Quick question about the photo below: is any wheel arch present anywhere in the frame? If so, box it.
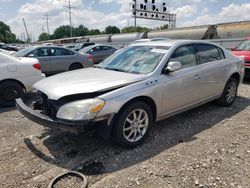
[116,96,157,122]
[0,79,26,91]
[230,72,240,84]
[70,62,83,68]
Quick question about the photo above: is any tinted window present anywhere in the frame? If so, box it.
[50,48,74,56]
[101,46,111,50]
[169,45,197,69]
[196,44,221,64]
[90,46,101,53]
[28,48,50,57]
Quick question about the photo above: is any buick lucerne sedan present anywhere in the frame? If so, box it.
[16,40,245,148]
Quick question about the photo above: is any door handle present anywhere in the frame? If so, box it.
[193,75,201,79]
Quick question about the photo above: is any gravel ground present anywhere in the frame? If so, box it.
[0,80,249,188]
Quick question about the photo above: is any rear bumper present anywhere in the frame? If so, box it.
[16,98,91,133]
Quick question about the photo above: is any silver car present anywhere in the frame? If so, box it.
[79,44,117,64]
[16,40,245,148]
[14,46,93,75]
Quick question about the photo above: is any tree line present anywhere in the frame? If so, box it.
[0,21,24,43]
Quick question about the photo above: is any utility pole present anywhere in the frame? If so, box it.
[41,26,45,33]
[45,12,50,35]
[64,0,73,37]
[22,18,30,43]
[134,0,137,29]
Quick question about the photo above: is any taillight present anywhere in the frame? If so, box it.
[88,54,93,62]
[33,63,41,71]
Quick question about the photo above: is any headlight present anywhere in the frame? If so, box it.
[56,98,105,121]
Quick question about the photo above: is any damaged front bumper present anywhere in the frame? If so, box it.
[16,98,92,133]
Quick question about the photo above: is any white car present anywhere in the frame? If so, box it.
[0,52,45,107]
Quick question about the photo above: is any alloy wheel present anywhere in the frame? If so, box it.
[123,109,149,143]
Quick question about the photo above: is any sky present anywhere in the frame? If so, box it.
[0,0,250,41]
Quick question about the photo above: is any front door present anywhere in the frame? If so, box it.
[157,44,204,118]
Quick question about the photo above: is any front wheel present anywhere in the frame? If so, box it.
[216,77,239,107]
[113,101,153,148]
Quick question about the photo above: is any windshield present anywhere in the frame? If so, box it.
[96,45,169,74]
[235,40,250,51]
[14,47,34,57]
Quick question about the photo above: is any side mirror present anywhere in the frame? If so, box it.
[165,61,182,73]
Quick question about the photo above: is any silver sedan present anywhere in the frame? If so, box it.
[16,40,245,148]
[14,46,93,75]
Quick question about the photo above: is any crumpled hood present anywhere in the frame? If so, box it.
[34,68,147,100]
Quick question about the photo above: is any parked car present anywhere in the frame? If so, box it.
[14,46,93,75]
[0,48,14,55]
[79,44,117,64]
[0,43,18,51]
[231,38,250,78]
[74,42,95,51]
[16,40,244,147]
[65,44,76,49]
[0,52,45,107]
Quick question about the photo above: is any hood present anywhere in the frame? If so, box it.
[232,50,250,62]
[34,68,147,100]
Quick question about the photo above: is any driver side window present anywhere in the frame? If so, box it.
[169,45,197,69]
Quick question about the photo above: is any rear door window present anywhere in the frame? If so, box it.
[196,44,221,64]
[51,48,74,56]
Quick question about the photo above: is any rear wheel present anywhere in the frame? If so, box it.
[69,63,83,71]
[113,101,153,148]
[217,77,238,107]
[0,81,25,107]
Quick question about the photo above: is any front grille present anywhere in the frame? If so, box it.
[33,92,58,118]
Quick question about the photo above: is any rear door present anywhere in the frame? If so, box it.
[49,48,76,74]
[195,44,228,97]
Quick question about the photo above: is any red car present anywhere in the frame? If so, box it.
[231,37,250,78]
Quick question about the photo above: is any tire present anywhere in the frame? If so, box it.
[69,63,83,71]
[113,101,153,148]
[0,81,25,107]
[216,77,239,107]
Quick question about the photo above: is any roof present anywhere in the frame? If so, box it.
[130,39,224,48]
